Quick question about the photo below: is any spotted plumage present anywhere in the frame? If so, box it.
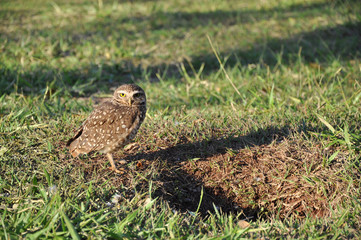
[66,84,147,172]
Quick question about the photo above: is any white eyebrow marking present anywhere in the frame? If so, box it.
[118,90,127,96]
[132,91,143,95]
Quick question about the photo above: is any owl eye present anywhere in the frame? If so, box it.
[119,93,126,97]
[133,93,142,98]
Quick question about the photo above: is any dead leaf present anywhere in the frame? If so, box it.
[136,161,143,169]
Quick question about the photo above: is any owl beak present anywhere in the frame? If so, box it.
[129,98,133,106]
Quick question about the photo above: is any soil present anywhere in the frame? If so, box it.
[60,127,355,219]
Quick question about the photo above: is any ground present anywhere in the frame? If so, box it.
[1,0,361,239]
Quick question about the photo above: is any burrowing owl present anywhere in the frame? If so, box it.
[66,84,147,172]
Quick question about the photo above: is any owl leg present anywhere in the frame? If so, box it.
[106,153,124,173]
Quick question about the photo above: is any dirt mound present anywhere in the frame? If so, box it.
[59,134,356,219]
[182,140,351,218]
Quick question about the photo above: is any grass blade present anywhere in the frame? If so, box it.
[207,35,241,97]
[316,114,335,133]
[191,187,204,225]
[61,210,80,240]
[343,124,351,148]
[269,83,274,108]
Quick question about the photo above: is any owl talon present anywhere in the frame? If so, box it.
[109,166,125,174]
[107,153,126,174]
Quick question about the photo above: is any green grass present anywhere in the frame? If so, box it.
[1,0,361,238]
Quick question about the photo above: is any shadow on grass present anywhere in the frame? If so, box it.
[119,121,354,218]
[1,0,360,95]
[1,20,360,96]
[94,1,330,31]
[191,21,361,69]
[122,125,290,217]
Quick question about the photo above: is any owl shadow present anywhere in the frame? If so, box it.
[123,124,293,218]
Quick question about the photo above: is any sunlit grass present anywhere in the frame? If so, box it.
[1,0,361,238]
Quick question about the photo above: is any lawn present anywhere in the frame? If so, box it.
[1,0,361,238]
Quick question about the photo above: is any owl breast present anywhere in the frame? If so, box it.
[99,105,146,154]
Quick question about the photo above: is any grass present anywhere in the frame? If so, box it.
[1,0,361,238]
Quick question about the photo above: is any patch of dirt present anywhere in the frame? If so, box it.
[57,126,357,219]
[181,140,351,218]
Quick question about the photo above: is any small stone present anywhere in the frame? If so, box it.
[237,220,250,229]
[118,160,127,164]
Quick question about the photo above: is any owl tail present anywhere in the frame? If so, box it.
[66,127,83,157]
[67,140,80,157]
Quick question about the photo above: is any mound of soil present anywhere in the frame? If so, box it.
[60,134,355,219]
[181,140,350,218]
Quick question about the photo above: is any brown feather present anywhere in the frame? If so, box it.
[66,126,83,147]
[66,84,147,169]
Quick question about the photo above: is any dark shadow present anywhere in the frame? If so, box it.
[121,125,290,217]
[0,1,330,35]
[1,20,360,96]
[119,2,331,30]
[189,21,361,72]
[0,1,337,46]
[0,9,39,20]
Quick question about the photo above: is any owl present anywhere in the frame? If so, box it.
[66,84,147,173]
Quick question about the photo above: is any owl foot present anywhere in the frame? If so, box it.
[109,166,125,174]
[107,153,127,174]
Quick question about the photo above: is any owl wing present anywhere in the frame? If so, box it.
[67,101,137,155]
[66,102,114,147]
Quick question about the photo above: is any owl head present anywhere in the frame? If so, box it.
[113,84,146,106]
